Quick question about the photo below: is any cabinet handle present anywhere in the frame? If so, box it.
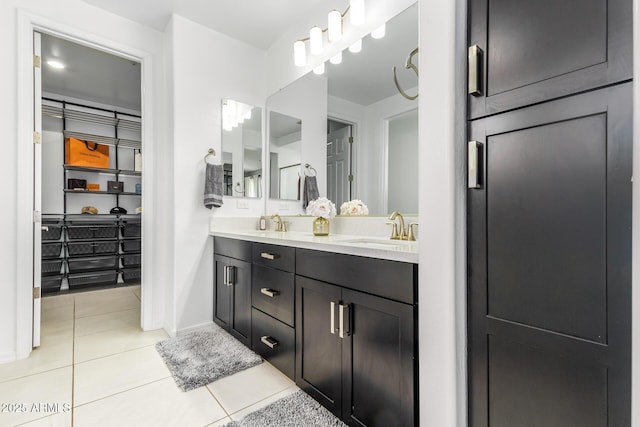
[260,288,279,297]
[468,44,483,96]
[260,335,280,349]
[330,301,336,335]
[468,141,482,189]
[260,252,278,260]
[339,303,351,339]
[223,265,235,286]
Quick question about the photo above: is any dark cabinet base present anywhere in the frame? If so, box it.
[251,308,295,380]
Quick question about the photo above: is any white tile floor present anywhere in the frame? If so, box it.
[0,286,299,427]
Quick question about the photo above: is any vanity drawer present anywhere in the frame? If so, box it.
[296,248,417,305]
[214,237,252,261]
[252,243,295,272]
[252,265,294,327]
[252,308,295,380]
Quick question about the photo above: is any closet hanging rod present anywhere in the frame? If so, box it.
[42,96,142,119]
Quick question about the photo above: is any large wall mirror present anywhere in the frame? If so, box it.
[221,99,263,198]
[265,3,418,215]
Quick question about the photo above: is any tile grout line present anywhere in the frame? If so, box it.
[222,384,298,418]
[204,386,231,419]
[72,376,171,409]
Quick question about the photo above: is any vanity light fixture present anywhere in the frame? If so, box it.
[371,23,386,39]
[348,39,362,53]
[47,59,65,69]
[293,0,366,67]
[313,62,326,75]
[330,51,343,65]
[328,10,342,42]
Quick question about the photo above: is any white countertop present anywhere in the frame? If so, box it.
[210,229,418,263]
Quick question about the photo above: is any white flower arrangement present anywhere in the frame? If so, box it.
[306,197,337,219]
[340,199,369,216]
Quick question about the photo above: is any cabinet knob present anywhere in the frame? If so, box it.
[260,335,279,349]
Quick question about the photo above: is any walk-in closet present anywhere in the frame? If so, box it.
[38,32,143,295]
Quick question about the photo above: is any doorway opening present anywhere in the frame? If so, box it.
[35,31,143,347]
[327,119,354,209]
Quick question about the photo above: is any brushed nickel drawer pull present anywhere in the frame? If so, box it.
[261,335,279,349]
[330,301,336,334]
[260,288,279,297]
[260,252,278,260]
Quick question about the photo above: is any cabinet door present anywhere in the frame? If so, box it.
[214,254,232,328]
[468,0,631,119]
[214,254,252,347]
[341,288,415,427]
[467,84,631,426]
[295,276,343,417]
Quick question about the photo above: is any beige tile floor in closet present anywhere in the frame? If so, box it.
[0,286,298,427]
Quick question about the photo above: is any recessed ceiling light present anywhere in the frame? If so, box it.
[47,60,65,69]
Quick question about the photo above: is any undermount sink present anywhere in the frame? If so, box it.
[337,237,418,250]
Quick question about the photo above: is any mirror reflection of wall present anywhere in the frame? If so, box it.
[387,109,418,213]
[221,99,263,198]
[269,111,302,200]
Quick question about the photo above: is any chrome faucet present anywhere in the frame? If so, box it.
[270,214,287,232]
[388,211,407,240]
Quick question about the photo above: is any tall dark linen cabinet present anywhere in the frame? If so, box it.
[466,0,633,425]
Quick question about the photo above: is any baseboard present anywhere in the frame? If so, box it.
[177,321,214,336]
[0,351,17,364]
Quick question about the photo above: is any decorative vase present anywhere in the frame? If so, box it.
[313,216,330,236]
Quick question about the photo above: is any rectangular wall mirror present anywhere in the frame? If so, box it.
[265,4,418,215]
[221,99,263,198]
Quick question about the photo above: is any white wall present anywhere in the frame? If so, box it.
[266,73,327,215]
[3,0,167,362]
[167,14,267,333]
[388,109,419,213]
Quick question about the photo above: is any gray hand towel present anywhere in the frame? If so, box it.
[302,176,319,210]
[204,163,223,209]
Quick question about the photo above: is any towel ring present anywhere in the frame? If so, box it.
[304,163,317,177]
[393,47,419,101]
[204,148,216,164]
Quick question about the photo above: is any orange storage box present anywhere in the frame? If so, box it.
[86,183,100,191]
[65,137,110,168]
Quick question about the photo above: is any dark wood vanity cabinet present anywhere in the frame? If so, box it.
[251,243,296,380]
[213,238,418,426]
[213,237,252,347]
[296,250,417,427]
[467,0,632,119]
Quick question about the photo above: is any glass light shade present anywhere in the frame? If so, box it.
[330,51,343,65]
[371,23,386,39]
[294,40,306,66]
[310,26,323,55]
[350,0,365,26]
[348,39,362,53]
[328,10,342,42]
[313,62,326,75]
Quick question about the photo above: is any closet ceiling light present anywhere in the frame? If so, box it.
[47,60,65,69]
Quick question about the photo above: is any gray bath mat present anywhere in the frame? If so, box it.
[155,324,262,391]
[225,390,347,427]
